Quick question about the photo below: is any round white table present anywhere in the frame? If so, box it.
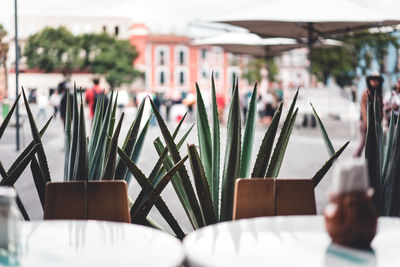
[183,215,400,267]
[0,220,184,267]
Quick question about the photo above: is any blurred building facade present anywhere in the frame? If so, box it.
[130,23,251,96]
[4,17,312,98]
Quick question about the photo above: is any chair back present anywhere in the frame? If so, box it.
[233,178,316,220]
[44,181,131,223]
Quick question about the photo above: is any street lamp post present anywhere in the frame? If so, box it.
[14,0,20,151]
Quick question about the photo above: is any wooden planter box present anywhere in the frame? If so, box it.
[44,180,131,223]
[233,178,316,220]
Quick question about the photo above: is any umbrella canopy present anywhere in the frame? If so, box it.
[192,32,343,58]
[216,0,400,39]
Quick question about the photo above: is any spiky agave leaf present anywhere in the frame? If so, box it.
[88,92,105,171]
[117,148,185,239]
[149,97,204,228]
[7,117,52,175]
[67,86,80,180]
[89,90,114,180]
[251,103,283,178]
[64,89,72,181]
[114,98,146,180]
[130,155,189,224]
[196,83,213,187]
[21,88,51,182]
[73,99,88,181]
[240,83,257,178]
[312,141,350,187]
[210,74,220,217]
[220,81,241,221]
[30,157,46,208]
[102,113,124,180]
[188,144,217,225]
[311,103,335,157]
[265,88,299,178]
[0,94,20,140]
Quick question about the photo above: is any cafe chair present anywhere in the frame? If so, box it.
[233,178,316,220]
[44,180,131,223]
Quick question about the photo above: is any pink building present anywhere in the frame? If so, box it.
[130,24,249,97]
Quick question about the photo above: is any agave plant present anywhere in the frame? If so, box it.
[0,91,53,220]
[365,93,400,216]
[61,85,195,239]
[142,76,349,231]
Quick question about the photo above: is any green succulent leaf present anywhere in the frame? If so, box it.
[312,141,350,187]
[196,83,213,188]
[73,101,88,181]
[240,83,257,178]
[149,97,204,227]
[22,88,51,182]
[188,144,217,225]
[0,94,20,140]
[266,88,299,178]
[115,98,146,180]
[311,103,335,157]
[102,113,124,180]
[210,75,220,217]
[220,82,241,221]
[64,89,72,181]
[30,157,46,209]
[251,103,283,178]
[131,155,189,224]
[117,148,185,239]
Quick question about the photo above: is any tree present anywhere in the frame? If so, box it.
[311,31,399,87]
[79,34,140,88]
[24,26,78,78]
[243,57,278,83]
[24,27,140,88]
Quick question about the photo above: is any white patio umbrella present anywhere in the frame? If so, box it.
[192,32,343,58]
[215,0,400,78]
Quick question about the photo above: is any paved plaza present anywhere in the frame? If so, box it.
[0,105,358,234]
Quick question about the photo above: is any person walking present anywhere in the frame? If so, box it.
[85,78,102,119]
[49,90,61,119]
[383,77,400,126]
[353,72,384,157]
[36,92,48,121]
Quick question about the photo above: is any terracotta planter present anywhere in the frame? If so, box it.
[233,178,316,220]
[44,180,131,223]
[324,191,377,249]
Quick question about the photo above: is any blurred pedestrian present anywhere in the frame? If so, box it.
[383,77,400,126]
[49,90,61,119]
[85,78,102,119]
[216,92,225,124]
[354,72,384,157]
[36,92,48,121]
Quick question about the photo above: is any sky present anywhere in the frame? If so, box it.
[1,0,400,37]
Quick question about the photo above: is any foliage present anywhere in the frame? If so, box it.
[0,93,53,220]
[365,93,400,216]
[311,31,399,87]
[23,27,140,88]
[243,58,278,83]
[145,76,348,231]
[23,26,78,77]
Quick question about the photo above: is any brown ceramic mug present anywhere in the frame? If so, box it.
[324,190,378,249]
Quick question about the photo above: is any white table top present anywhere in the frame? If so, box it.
[183,215,400,267]
[0,220,184,267]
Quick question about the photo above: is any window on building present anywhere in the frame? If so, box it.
[201,49,207,60]
[179,71,185,85]
[160,71,165,85]
[215,71,220,80]
[179,51,185,65]
[202,69,207,79]
[159,50,165,65]
[114,26,119,36]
